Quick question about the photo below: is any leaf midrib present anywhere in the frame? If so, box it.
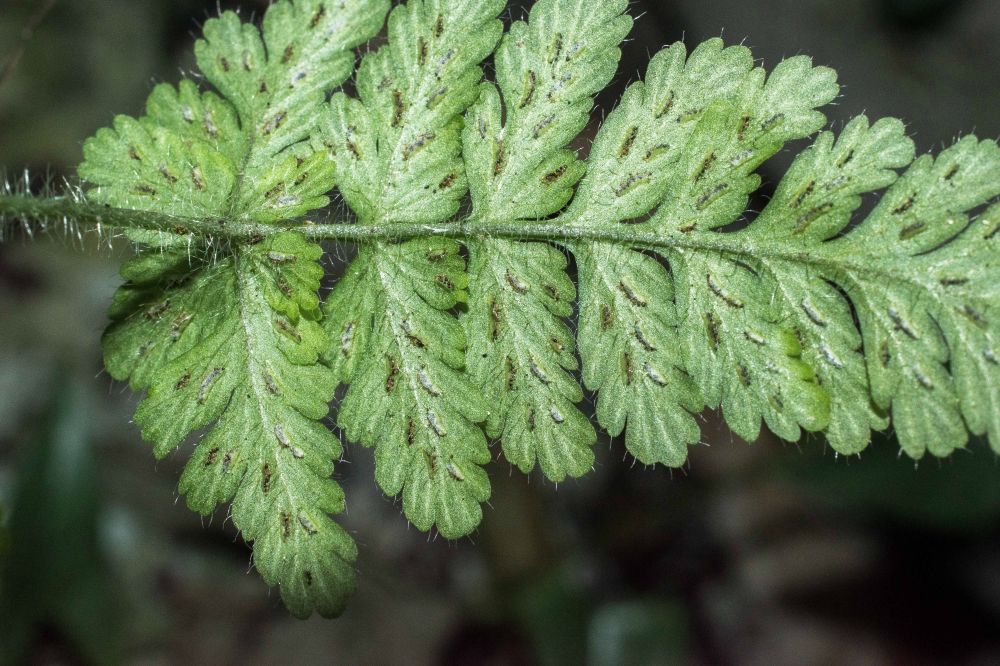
[233,249,301,518]
[372,244,448,474]
[2,195,991,308]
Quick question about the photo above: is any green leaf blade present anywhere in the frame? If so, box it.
[196,0,390,173]
[335,240,491,538]
[566,39,838,459]
[78,87,239,220]
[325,0,505,225]
[459,0,629,479]
[465,0,631,220]
[748,116,916,453]
[108,232,355,617]
[81,1,383,235]
[466,239,595,480]
[576,243,703,467]
[918,204,1000,452]
[823,137,1000,457]
[672,249,830,443]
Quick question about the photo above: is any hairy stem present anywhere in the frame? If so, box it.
[0,194,922,283]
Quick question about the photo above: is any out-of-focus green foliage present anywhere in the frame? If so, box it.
[0,507,8,558]
[588,600,689,666]
[0,376,121,665]
[780,434,1000,531]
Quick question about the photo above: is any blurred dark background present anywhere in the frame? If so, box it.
[2,0,1000,664]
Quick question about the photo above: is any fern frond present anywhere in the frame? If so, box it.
[762,135,1000,456]
[90,0,389,618]
[80,0,386,229]
[563,40,840,464]
[461,0,633,480]
[2,0,998,621]
[322,0,505,538]
[107,234,355,618]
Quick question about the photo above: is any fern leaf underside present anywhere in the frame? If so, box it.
[81,0,1000,617]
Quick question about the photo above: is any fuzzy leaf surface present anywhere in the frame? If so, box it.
[460,0,631,479]
[323,0,505,224]
[81,0,387,226]
[813,140,1000,456]
[323,0,503,536]
[694,126,1000,457]
[26,0,1000,625]
[561,38,1000,458]
[564,40,839,464]
[104,233,355,618]
[85,1,389,617]
[331,241,491,538]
